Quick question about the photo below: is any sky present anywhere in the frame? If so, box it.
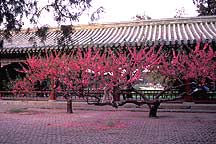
[23,0,198,28]
[82,0,198,22]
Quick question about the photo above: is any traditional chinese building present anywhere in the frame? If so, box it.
[0,16,216,91]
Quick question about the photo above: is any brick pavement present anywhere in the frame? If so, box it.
[0,107,216,144]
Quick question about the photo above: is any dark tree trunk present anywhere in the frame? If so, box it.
[113,86,120,101]
[149,101,160,117]
[67,99,73,113]
[183,80,193,102]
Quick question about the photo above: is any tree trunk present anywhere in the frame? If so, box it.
[67,99,73,113]
[113,86,120,101]
[148,102,160,117]
[183,80,193,102]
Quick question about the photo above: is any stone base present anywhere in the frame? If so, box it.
[48,100,57,102]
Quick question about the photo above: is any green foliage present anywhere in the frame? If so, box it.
[0,0,93,39]
[106,120,115,127]
[90,6,105,22]
[193,0,216,16]
[9,108,28,113]
[28,26,50,45]
[0,80,13,91]
[132,12,151,20]
[61,25,73,37]
[35,26,49,42]
[0,0,38,38]
[174,7,185,18]
[57,25,75,46]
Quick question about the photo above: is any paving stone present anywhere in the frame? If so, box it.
[0,108,216,144]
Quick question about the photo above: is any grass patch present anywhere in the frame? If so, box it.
[9,108,28,113]
[106,120,115,127]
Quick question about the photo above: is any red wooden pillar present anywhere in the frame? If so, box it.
[49,79,56,101]
[49,89,56,100]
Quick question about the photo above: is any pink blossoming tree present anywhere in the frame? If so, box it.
[159,43,216,84]
[13,43,216,117]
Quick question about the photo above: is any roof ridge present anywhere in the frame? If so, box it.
[74,16,216,29]
[9,15,216,33]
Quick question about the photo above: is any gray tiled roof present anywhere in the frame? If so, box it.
[1,16,216,54]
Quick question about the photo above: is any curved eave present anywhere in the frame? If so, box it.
[1,39,216,54]
[1,16,216,54]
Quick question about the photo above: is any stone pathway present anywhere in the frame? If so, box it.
[0,107,215,144]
